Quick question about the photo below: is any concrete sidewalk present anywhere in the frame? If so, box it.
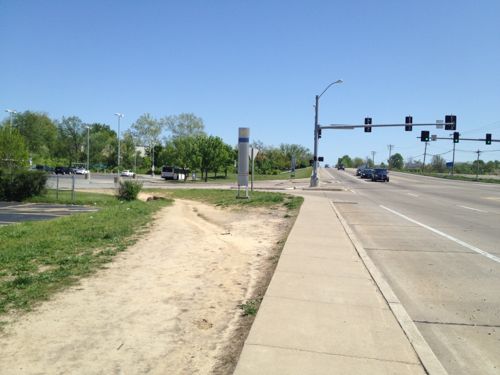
[233,192,431,375]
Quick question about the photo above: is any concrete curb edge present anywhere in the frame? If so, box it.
[329,200,449,375]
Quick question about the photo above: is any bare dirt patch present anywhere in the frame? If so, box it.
[0,199,294,374]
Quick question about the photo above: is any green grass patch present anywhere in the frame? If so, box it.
[398,171,500,184]
[0,191,171,316]
[185,167,312,184]
[154,189,304,210]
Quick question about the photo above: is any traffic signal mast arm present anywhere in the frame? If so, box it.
[419,136,499,142]
[320,122,454,130]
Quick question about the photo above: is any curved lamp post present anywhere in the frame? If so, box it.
[310,79,343,187]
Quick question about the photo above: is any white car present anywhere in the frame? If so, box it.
[74,168,89,175]
[120,170,136,178]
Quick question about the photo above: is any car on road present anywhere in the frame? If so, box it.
[120,170,136,178]
[371,168,389,182]
[337,164,345,170]
[55,166,73,175]
[360,168,374,179]
[74,168,89,175]
[356,166,366,176]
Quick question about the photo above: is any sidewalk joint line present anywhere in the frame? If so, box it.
[414,320,500,328]
[245,343,423,366]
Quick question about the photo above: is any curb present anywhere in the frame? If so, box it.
[329,200,449,375]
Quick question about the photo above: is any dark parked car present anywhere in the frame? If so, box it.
[55,166,73,175]
[372,168,389,182]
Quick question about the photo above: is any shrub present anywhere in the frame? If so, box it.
[117,180,143,201]
[0,170,47,201]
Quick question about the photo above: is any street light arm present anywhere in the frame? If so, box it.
[318,79,343,99]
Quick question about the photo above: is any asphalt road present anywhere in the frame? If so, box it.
[321,168,500,375]
[0,202,98,226]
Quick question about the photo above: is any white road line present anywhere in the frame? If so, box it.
[458,205,488,213]
[381,205,500,264]
[407,193,419,198]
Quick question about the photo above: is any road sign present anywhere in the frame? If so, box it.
[436,120,444,129]
[431,134,437,141]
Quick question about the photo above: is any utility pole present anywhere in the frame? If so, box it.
[371,151,376,167]
[475,150,481,181]
[387,144,394,169]
[422,142,429,172]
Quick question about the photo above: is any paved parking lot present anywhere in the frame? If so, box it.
[0,202,98,226]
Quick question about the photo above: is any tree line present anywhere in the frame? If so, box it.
[336,153,500,175]
[0,111,312,180]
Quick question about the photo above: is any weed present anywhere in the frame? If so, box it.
[238,297,263,316]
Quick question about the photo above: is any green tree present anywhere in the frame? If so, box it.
[279,144,311,169]
[352,157,365,167]
[0,127,29,170]
[338,155,352,167]
[197,135,228,181]
[55,116,85,165]
[431,155,446,172]
[130,114,164,172]
[163,113,206,139]
[82,123,116,169]
[388,153,404,169]
[12,111,57,160]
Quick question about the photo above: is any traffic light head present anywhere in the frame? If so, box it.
[453,131,459,143]
[405,116,413,131]
[364,117,372,132]
[486,133,492,145]
[421,130,430,142]
[445,115,457,130]
[318,128,322,139]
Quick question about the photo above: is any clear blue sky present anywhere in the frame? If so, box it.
[1,0,499,164]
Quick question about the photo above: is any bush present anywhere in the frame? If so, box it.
[0,170,47,201]
[117,179,143,201]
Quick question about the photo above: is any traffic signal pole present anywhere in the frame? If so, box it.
[452,140,456,176]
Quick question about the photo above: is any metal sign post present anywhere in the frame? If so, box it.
[249,147,259,192]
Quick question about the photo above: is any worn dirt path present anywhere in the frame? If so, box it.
[0,199,291,374]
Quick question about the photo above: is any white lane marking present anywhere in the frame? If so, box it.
[407,193,419,198]
[380,205,500,264]
[458,205,488,213]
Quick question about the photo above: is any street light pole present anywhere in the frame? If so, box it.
[114,113,124,173]
[86,126,90,170]
[5,109,17,134]
[311,79,343,187]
